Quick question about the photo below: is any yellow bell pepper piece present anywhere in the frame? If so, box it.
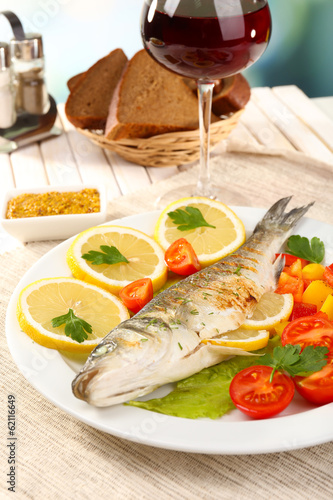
[302,280,333,310]
[302,263,325,281]
[320,294,333,321]
[274,320,290,337]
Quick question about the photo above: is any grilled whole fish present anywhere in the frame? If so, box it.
[72,197,312,407]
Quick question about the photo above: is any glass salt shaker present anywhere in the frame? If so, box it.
[0,42,16,129]
[10,33,50,115]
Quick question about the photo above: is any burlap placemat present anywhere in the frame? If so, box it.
[1,151,333,500]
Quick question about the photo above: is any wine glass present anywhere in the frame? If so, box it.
[140,0,272,207]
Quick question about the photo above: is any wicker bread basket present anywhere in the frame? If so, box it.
[76,109,243,168]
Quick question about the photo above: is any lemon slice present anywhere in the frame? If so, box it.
[243,292,294,331]
[201,328,269,351]
[17,277,130,352]
[66,225,168,295]
[154,197,246,266]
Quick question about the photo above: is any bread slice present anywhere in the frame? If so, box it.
[212,74,250,116]
[65,49,128,129]
[67,73,85,91]
[105,50,216,140]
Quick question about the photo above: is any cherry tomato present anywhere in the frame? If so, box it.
[164,238,201,276]
[323,264,333,288]
[281,314,333,353]
[119,278,153,314]
[229,365,295,419]
[275,253,309,268]
[294,357,333,405]
[290,302,317,321]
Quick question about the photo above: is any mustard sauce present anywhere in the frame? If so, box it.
[6,189,100,219]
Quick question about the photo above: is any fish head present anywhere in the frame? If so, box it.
[72,317,172,406]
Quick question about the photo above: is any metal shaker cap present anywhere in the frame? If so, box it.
[10,33,44,60]
[0,42,10,69]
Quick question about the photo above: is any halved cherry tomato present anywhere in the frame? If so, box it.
[119,278,153,314]
[281,313,333,353]
[294,356,333,405]
[229,365,295,419]
[164,238,201,276]
[323,263,333,288]
[275,253,309,268]
[290,302,317,321]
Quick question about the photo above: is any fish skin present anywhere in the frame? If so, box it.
[72,197,313,407]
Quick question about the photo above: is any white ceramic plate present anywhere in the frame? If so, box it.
[6,207,333,455]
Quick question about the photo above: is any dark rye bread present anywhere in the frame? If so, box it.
[65,49,128,129]
[105,50,220,141]
[212,74,251,116]
[184,74,250,116]
[67,73,85,91]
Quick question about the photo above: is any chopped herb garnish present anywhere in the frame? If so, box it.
[286,235,325,264]
[190,309,199,315]
[167,206,216,231]
[141,338,148,342]
[233,266,242,275]
[51,309,92,343]
[178,342,183,350]
[82,245,129,265]
[175,297,191,305]
[146,318,158,328]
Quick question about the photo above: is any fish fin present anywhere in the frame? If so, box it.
[254,196,314,233]
[273,252,285,287]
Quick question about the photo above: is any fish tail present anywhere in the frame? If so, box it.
[254,196,314,234]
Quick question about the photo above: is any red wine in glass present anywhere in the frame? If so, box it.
[141,0,272,206]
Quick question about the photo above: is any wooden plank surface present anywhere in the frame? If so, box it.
[272,85,333,152]
[57,104,122,200]
[240,99,296,151]
[0,154,14,197]
[105,150,152,196]
[40,132,82,186]
[10,144,49,188]
[226,120,259,146]
[251,87,333,164]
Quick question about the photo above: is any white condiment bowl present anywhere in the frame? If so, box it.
[0,184,107,242]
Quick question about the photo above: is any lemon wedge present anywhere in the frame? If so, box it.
[243,292,294,331]
[66,225,168,295]
[201,328,269,351]
[154,197,246,266]
[17,277,130,352]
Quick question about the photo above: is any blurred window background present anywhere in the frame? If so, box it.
[0,0,332,104]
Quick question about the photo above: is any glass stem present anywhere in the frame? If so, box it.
[196,82,215,198]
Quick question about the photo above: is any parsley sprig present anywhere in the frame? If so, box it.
[286,235,325,264]
[82,245,129,265]
[167,206,216,231]
[260,344,328,382]
[51,308,92,343]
